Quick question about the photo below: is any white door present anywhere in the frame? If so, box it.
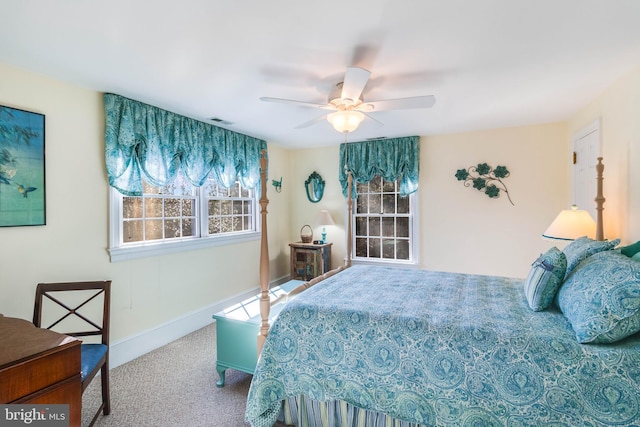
[573,120,601,220]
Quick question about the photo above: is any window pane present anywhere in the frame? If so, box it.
[397,196,410,214]
[369,217,380,236]
[182,218,193,237]
[382,239,395,259]
[397,239,410,260]
[145,199,163,218]
[209,200,221,215]
[123,197,142,219]
[165,199,181,217]
[123,220,143,242]
[397,217,409,238]
[209,217,221,234]
[356,181,368,194]
[164,219,180,238]
[356,194,368,214]
[221,200,232,215]
[382,180,395,192]
[369,238,381,258]
[182,200,194,216]
[369,194,381,214]
[355,217,367,236]
[145,219,163,240]
[232,200,242,215]
[355,237,367,257]
[221,217,233,232]
[383,194,396,214]
[381,217,395,237]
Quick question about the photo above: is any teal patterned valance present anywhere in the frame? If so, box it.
[339,136,420,198]
[104,93,267,196]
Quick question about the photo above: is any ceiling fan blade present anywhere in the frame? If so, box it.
[362,95,436,112]
[294,114,329,129]
[363,112,384,128]
[260,97,334,110]
[341,67,371,103]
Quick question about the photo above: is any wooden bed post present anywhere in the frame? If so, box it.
[346,172,353,267]
[595,157,605,241]
[257,150,270,355]
[257,164,355,347]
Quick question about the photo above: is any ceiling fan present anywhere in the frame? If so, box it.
[260,66,436,134]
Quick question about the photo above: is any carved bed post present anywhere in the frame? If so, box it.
[595,157,605,241]
[346,172,353,267]
[257,162,355,347]
[257,150,270,355]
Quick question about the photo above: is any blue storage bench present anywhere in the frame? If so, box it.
[212,280,303,387]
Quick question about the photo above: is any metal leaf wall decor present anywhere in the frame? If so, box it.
[455,163,514,205]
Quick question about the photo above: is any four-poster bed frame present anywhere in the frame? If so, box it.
[245,153,640,427]
[255,153,608,352]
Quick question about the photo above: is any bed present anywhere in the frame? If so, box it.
[245,154,640,426]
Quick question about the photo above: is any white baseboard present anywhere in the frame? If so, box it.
[109,275,287,368]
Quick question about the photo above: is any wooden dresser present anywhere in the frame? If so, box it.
[0,314,82,427]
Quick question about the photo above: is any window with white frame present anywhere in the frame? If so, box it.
[352,175,417,264]
[109,173,258,261]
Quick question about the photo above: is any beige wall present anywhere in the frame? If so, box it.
[0,63,290,345]
[288,123,570,279]
[421,123,570,277]
[568,65,640,244]
[286,146,345,269]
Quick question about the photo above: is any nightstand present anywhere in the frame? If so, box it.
[212,280,302,387]
[289,242,332,280]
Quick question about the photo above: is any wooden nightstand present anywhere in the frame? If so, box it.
[212,280,303,387]
[289,242,332,280]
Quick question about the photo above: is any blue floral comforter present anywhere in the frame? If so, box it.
[245,265,640,427]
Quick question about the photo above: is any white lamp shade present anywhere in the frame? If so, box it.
[327,110,365,133]
[542,206,596,240]
[315,209,335,226]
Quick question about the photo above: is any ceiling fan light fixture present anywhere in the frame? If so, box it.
[327,110,365,133]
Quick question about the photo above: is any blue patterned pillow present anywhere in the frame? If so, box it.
[556,250,640,343]
[524,247,566,311]
[620,240,640,257]
[562,236,620,278]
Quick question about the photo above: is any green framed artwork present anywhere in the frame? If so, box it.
[0,105,46,226]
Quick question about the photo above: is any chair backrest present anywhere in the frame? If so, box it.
[33,281,111,346]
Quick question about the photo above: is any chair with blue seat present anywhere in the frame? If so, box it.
[33,280,112,427]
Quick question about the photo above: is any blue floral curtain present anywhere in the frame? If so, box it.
[339,136,420,197]
[104,93,267,196]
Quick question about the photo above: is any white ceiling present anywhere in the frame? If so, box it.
[1,1,640,148]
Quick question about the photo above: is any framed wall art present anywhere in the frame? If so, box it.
[0,105,45,226]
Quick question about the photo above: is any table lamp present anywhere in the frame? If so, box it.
[542,205,596,240]
[315,209,335,243]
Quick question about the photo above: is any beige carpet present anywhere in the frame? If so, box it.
[82,323,257,427]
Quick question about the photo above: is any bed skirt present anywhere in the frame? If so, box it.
[279,396,428,427]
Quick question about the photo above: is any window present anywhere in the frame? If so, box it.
[109,173,259,262]
[352,175,418,264]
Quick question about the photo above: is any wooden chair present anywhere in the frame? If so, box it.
[33,280,112,427]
